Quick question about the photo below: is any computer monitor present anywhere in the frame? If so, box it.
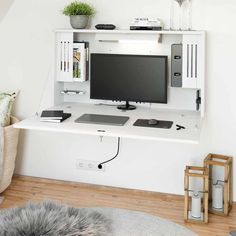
[90,53,168,110]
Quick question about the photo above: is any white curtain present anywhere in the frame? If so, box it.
[0,0,15,22]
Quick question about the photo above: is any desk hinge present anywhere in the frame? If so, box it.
[196,90,201,111]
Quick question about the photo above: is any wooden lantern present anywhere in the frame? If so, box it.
[184,166,209,223]
[204,154,233,216]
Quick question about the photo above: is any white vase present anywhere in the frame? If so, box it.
[170,0,192,31]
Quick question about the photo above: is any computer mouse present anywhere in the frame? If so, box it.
[148,119,159,125]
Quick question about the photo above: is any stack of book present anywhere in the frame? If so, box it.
[40,110,71,123]
[73,42,89,82]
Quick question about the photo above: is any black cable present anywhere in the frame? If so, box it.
[98,137,121,169]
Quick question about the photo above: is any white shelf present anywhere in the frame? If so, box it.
[14,103,202,144]
[55,29,205,36]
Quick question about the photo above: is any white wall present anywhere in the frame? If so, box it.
[0,0,236,200]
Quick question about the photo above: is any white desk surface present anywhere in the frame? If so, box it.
[14,103,202,144]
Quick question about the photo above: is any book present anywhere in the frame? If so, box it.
[73,42,89,82]
[41,113,71,123]
[40,110,64,120]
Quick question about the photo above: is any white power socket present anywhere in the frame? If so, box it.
[76,159,105,172]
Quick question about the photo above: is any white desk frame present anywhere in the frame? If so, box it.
[14,29,206,145]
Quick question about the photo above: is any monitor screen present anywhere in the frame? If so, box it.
[90,54,168,105]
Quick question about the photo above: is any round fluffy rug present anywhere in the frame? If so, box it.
[0,201,197,236]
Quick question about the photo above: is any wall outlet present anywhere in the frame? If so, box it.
[76,159,105,172]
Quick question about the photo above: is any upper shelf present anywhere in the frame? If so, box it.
[55,28,205,35]
[55,29,205,43]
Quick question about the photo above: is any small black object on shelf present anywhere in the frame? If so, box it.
[196,90,201,111]
[176,124,186,130]
[95,24,116,30]
[130,26,162,31]
[148,119,159,125]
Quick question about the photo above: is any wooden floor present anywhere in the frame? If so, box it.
[1,175,235,236]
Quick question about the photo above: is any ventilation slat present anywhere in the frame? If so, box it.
[191,44,194,78]
[195,44,198,78]
[187,44,189,78]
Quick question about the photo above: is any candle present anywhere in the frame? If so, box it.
[191,193,201,218]
[212,184,224,209]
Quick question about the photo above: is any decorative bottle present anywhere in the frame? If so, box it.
[170,0,192,31]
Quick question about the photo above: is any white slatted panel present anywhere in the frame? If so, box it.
[56,32,73,82]
[182,34,205,117]
[183,35,200,89]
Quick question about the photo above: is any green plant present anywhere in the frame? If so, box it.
[63,1,95,16]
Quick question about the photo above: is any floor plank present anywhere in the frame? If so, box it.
[0,175,235,236]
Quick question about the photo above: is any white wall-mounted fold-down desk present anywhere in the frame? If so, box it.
[14,103,202,144]
[13,29,205,145]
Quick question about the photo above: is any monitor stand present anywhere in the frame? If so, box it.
[117,101,136,111]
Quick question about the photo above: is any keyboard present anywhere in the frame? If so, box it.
[75,114,129,126]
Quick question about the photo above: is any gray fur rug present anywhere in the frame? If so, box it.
[0,201,111,236]
[0,201,197,236]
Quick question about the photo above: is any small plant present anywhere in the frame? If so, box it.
[63,1,95,16]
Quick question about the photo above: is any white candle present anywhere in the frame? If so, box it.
[212,184,224,209]
[191,193,201,218]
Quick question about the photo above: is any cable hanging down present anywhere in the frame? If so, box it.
[98,137,121,169]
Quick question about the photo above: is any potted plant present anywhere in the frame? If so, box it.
[63,1,95,29]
